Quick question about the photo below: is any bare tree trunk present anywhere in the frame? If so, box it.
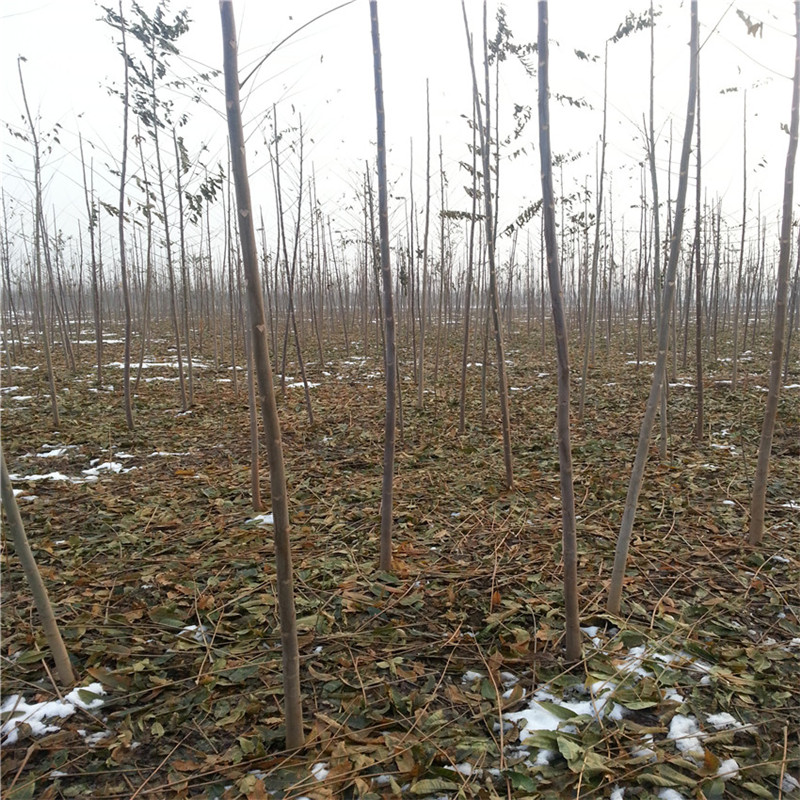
[1,448,74,687]
[607,0,697,615]
[17,58,59,428]
[79,136,103,389]
[748,0,800,545]
[732,94,747,390]
[369,0,398,573]
[418,83,431,409]
[693,68,704,440]
[579,46,608,421]
[173,129,194,408]
[117,0,134,429]
[462,0,514,489]
[220,0,303,749]
[537,0,581,662]
[459,114,479,435]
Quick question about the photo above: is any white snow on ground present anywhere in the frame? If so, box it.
[83,461,136,478]
[0,385,20,393]
[34,445,77,458]
[8,471,78,484]
[507,682,623,738]
[0,683,106,745]
[717,758,740,779]
[668,714,704,759]
[178,624,209,643]
[658,790,687,800]
[286,381,320,388]
[706,712,743,729]
[148,451,191,457]
[247,513,274,525]
[311,763,329,781]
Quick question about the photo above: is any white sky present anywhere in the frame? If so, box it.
[1,1,797,267]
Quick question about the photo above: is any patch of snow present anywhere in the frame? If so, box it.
[311,763,329,781]
[8,471,79,484]
[706,712,742,730]
[717,758,739,779]
[35,446,76,458]
[1,683,106,745]
[248,513,274,526]
[444,762,476,776]
[658,790,687,800]
[668,714,703,760]
[630,734,656,761]
[82,461,136,478]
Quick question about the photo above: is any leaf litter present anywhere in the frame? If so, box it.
[1,327,798,799]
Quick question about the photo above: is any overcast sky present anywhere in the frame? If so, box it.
[1,1,797,266]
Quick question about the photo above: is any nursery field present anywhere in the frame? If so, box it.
[1,326,798,800]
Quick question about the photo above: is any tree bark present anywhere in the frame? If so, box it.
[369,0,398,573]
[537,0,582,663]
[607,0,698,616]
[219,0,304,749]
[1,448,74,687]
[748,0,800,545]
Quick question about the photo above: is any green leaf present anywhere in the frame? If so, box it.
[742,782,776,799]
[148,606,186,629]
[557,736,583,762]
[536,700,577,720]
[77,688,104,706]
[225,665,258,683]
[410,778,459,794]
[507,771,538,791]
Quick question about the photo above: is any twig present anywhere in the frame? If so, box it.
[129,732,191,800]
[778,724,789,800]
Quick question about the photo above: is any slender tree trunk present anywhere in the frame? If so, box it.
[418,83,431,409]
[579,51,608,420]
[733,94,747,389]
[118,0,134,429]
[693,68,704,440]
[462,0,513,489]
[1,448,74,687]
[749,0,800,545]
[538,0,581,662]
[369,0,398,573]
[220,0,303,749]
[607,0,697,615]
[79,136,103,388]
[459,114,479,435]
[18,59,59,428]
[173,129,194,408]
